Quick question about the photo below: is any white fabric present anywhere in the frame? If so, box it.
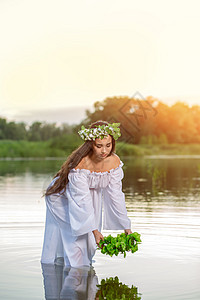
[41,263,98,300]
[41,160,131,268]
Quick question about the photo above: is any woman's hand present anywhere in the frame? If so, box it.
[92,229,104,247]
[124,229,132,235]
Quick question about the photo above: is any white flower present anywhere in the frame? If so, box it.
[109,126,114,132]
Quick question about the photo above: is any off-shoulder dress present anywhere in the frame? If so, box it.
[41,159,131,268]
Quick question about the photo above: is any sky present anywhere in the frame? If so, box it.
[0,0,200,125]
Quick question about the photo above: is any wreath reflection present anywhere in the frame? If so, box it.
[41,262,142,300]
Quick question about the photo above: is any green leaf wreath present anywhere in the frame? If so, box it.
[98,232,142,258]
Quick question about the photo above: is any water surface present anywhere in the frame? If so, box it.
[0,157,199,299]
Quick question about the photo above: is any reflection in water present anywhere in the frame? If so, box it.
[124,157,200,197]
[146,160,167,196]
[41,262,98,300]
[41,262,141,300]
[96,276,141,300]
[1,157,200,199]
[0,159,63,176]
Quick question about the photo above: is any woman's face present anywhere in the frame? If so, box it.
[92,135,112,159]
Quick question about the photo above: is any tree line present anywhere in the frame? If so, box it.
[1,96,200,144]
[80,96,200,144]
[0,119,76,141]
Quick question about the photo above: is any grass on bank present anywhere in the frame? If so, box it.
[116,142,200,156]
[0,138,200,158]
[0,140,66,158]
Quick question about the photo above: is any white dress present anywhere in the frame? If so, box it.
[41,159,131,268]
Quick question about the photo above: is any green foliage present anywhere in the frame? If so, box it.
[116,142,144,156]
[0,118,74,142]
[96,276,142,300]
[1,139,200,158]
[2,97,200,145]
[49,133,81,152]
[157,133,168,144]
[98,232,141,258]
[139,133,168,145]
[0,118,27,140]
[83,97,200,144]
[0,140,66,158]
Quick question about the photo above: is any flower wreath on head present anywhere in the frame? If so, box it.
[78,122,121,141]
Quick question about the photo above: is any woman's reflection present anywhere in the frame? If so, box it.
[41,262,98,300]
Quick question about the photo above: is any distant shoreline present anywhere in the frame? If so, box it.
[1,140,200,158]
[1,154,200,161]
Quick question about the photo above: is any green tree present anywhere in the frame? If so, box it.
[28,122,42,141]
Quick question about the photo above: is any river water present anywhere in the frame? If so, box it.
[0,156,199,299]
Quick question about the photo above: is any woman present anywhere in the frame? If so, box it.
[41,120,132,268]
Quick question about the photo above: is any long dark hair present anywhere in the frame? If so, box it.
[45,120,116,196]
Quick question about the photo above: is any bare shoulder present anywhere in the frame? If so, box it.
[110,153,121,168]
[74,153,121,171]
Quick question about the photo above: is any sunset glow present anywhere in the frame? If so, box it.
[0,0,200,123]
